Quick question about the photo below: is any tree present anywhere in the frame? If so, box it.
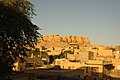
[0,0,35,18]
[0,1,40,79]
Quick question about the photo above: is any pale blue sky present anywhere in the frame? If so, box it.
[31,0,120,45]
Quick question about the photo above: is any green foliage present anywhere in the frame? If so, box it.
[0,1,40,78]
[33,48,40,57]
[0,0,35,18]
[58,53,66,59]
[48,52,66,64]
[49,55,54,64]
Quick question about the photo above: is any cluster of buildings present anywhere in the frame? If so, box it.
[13,34,120,78]
[36,35,120,77]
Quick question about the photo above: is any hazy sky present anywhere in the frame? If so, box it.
[31,0,120,45]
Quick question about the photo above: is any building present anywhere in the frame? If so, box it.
[54,58,84,69]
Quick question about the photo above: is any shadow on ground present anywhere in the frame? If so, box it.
[9,69,120,80]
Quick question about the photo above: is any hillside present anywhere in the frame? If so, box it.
[36,34,91,49]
